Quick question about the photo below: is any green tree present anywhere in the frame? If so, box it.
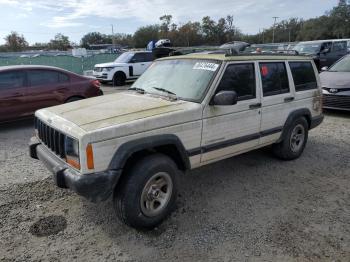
[133,25,159,48]
[80,32,112,48]
[159,15,173,38]
[4,31,28,51]
[49,33,71,50]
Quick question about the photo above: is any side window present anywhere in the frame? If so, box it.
[216,63,256,101]
[259,62,289,97]
[132,53,146,63]
[58,73,69,83]
[144,52,154,62]
[0,71,25,90]
[289,62,317,91]
[321,42,332,52]
[332,41,347,52]
[28,70,59,86]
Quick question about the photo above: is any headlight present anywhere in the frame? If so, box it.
[65,136,80,169]
[103,67,113,72]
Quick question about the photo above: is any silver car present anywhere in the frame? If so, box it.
[320,55,350,111]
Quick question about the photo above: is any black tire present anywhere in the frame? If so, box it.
[65,96,83,103]
[113,72,126,86]
[114,153,180,229]
[272,117,309,160]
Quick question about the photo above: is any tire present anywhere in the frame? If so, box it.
[272,117,309,160]
[114,153,180,229]
[113,72,126,86]
[65,96,83,103]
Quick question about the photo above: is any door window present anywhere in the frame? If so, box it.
[0,71,25,90]
[216,63,256,101]
[259,62,289,96]
[289,62,317,91]
[132,53,153,63]
[332,41,347,52]
[28,70,60,86]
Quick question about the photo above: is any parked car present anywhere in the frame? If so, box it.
[0,65,102,123]
[93,51,154,86]
[293,39,349,70]
[320,54,350,111]
[30,53,323,229]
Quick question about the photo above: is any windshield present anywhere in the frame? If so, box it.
[114,52,134,63]
[130,59,221,102]
[329,56,350,72]
[294,43,321,54]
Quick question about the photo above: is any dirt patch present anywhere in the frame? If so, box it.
[30,215,67,237]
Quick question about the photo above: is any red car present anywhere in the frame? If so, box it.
[0,65,102,123]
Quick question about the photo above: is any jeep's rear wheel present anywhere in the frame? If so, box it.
[272,117,308,160]
[113,154,179,229]
[113,72,126,86]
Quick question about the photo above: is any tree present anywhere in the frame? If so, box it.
[159,15,173,38]
[4,31,28,51]
[48,33,71,50]
[80,32,112,48]
[133,25,159,48]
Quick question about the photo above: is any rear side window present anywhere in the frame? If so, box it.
[259,62,289,96]
[28,70,59,86]
[133,53,153,63]
[58,73,69,83]
[0,71,25,89]
[289,62,317,91]
[216,63,256,101]
[332,41,347,52]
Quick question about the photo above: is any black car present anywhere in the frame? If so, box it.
[293,40,349,70]
[320,54,350,111]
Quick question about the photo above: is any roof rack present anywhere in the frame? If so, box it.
[225,49,302,57]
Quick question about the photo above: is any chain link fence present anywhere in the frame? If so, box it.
[0,53,118,75]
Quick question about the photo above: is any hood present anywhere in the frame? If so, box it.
[44,92,199,132]
[95,62,127,67]
[320,71,350,89]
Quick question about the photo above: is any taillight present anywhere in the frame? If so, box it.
[91,79,100,89]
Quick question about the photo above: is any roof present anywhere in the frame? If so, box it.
[0,65,65,71]
[159,53,314,62]
[298,39,350,44]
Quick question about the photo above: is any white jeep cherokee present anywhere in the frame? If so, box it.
[30,54,323,229]
[93,51,154,86]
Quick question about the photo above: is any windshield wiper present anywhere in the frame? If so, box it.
[152,87,177,99]
[129,87,146,94]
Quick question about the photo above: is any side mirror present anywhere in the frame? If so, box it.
[321,66,329,71]
[212,90,238,106]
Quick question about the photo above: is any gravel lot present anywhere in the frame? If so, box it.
[0,99,349,261]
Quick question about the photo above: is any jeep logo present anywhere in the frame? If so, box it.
[329,88,338,93]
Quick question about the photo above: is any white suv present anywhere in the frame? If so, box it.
[30,53,323,229]
[93,51,154,86]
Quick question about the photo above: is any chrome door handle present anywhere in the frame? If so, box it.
[249,103,262,109]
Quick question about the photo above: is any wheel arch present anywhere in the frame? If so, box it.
[65,95,85,103]
[108,134,191,172]
[278,108,311,143]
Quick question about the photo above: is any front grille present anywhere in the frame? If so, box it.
[323,95,350,109]
[35,118,66,158]
[94,67,103,72]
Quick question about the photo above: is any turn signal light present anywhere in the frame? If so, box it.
[86,144,94,169]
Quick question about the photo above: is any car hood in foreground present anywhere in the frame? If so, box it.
[320,71,350,89]
[36,92,202,137]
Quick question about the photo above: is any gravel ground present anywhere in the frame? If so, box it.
[0,110,349,262]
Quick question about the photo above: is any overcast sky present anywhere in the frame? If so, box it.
[0,0,339,45]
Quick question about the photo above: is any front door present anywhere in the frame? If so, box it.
[201,62,261,163]
[130,53,153,76]
[0,70,27,122]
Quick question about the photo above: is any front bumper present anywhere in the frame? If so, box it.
[29,137,121,202]
[323,94,350,111]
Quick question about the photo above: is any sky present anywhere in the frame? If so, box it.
[0,0,340,45]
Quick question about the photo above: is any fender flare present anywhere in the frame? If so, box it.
[278,108,311,143]
[108,134,191,171]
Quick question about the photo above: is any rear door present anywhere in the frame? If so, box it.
[0,70,27,122]
[25,69,70,114]
[131,53,154,76]
[329,41,348,66]
[259,61,294,145]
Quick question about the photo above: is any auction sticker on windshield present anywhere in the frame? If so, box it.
[193,62,219,71]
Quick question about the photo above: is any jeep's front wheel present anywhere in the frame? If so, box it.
[113,154,179,229]
[272,117,308,160]
[113,72,126,86]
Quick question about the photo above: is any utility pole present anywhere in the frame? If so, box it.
[111,24,115,46]
[272,16,279,43]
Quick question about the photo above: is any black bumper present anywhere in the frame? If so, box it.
[29,137,122,202]
[310,114,324,130]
